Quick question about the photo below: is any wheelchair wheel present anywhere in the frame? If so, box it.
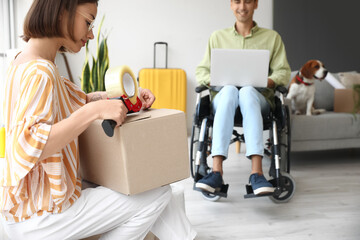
[269,172,295,203]
[201,191,221,202]
[280,105,291,173]
[270,104,291,176]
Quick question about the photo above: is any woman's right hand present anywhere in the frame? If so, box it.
[93,100,128,126]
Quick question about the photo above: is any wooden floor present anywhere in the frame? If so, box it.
[176,143,360,240]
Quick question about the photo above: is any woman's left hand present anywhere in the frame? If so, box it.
[139,88,155,109]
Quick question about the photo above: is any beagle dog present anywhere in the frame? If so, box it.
[287,60,328,116]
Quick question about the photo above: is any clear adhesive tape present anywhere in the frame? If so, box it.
[105,65,140,105]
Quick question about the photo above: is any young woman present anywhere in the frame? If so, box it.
[0,0,196,239]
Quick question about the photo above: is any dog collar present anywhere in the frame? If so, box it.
[296,74,313,86]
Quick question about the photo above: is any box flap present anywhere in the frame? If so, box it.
[124,111,151,123]
[124,108,183,124]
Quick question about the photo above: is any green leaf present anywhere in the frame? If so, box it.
[102,42,109,91]
[81,41,91,93]
[98,38,109,91]
[97,15,106,51]
[91,56,98,91]
[81,60,90,93]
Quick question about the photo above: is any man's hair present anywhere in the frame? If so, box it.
[22,0,99,51]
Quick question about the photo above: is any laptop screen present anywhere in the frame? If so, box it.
[210,49,270,88]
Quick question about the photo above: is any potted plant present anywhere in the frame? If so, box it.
[353,84,360,114]
[81,15,109,93]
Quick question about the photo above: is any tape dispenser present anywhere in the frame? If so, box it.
[102,65,142,137]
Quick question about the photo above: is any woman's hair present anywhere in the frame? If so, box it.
[22,0,98,51]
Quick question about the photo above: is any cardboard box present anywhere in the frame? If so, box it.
[334,89,360,113]
[79,108,190,195]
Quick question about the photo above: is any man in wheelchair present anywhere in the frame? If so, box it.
[194,0,291,196]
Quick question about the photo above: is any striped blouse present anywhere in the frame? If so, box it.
[1,59,86,222]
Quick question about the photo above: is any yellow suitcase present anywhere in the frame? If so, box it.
[139,42,187,113]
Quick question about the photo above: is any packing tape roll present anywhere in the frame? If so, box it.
[105,65,139,104]
[0,127,5,158]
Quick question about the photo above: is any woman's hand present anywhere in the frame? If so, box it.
[94,99,128,126]
[139,88,155,109]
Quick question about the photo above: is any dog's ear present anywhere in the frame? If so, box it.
[300,61,315,79]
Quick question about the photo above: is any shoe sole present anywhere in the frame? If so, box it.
[253,187,275,195]
[195,183,219,193]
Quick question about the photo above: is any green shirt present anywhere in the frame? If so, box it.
[196,22,291,109]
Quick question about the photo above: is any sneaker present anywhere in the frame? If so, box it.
[249,173,274,195]
[195,172,223,193]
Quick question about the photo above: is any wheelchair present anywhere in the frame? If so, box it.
[190,85,295,203]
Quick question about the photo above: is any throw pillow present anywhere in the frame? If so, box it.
[314,79,334,111]
[338,72,360,89]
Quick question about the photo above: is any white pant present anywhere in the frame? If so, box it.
[1,186,196,240]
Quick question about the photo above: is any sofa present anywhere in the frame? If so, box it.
[287,71,360,152]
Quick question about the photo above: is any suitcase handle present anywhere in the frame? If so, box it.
[154,42,168,69]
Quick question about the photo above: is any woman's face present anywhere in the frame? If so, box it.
[61,3,98,53]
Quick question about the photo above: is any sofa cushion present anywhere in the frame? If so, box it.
[291,112,360,141]
[314,79,334,111]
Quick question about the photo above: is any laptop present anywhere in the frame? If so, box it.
[210,49,270,88]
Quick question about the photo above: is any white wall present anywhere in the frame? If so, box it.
[12,0,273,132]
[0,0,12,126]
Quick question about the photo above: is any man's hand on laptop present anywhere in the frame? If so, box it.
[267,78,275,89]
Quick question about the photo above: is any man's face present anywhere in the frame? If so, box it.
[230,0,258,24]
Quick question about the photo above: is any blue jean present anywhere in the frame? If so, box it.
[212,85,271,159]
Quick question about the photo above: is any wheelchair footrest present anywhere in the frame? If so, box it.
[193,183,229,198]
[243,184,274,199]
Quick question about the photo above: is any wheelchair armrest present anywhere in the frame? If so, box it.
[195,85,209,93]
[275,85,288,95]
